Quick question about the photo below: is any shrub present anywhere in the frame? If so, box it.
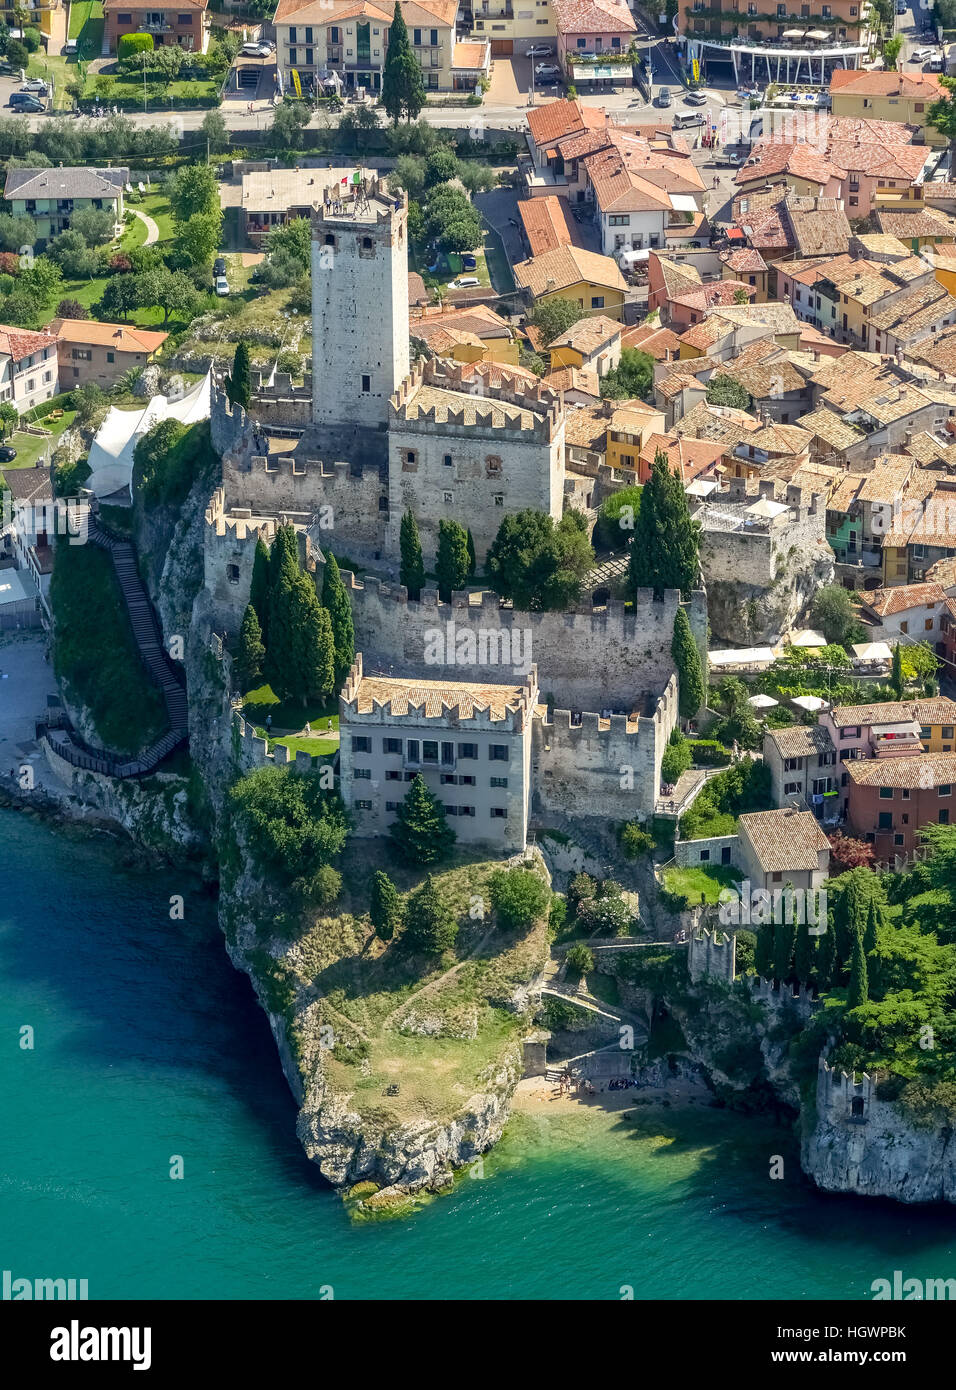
[687,738,732,767]
[488,867,551,932]
[661,729,692,785]
[565,943,595,977]
[119,33,156,61]
[619,821,655,858]
[593,485,641,552]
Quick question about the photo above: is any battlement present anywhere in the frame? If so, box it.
[251,453,384,482]
[231,710,316,774]
[311,174,406,230]
[204,485,279,542]
[389,359,563,443]
[687,925,736,983]
[817,1057,877,1123]
[719,473,824,520]
[340,652,538,731]
[750,975,815,1012]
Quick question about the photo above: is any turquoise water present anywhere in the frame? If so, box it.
[3,806,956,1301]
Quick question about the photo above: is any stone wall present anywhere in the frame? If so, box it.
[687,926,736,984]
[673,832,741,868]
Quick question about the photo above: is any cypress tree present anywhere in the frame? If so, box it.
[237,603,265,690]
[863,895,881,955]
[773,908,796,984]
[847,928,869,1008]
[816,920,835,991]
[466,527,477,578]
[671,606,705,719]
[369,870,403,941]
[250,537,270,644]
[794,918,813,987]
[226,339,252,409]
[891,643,904,699]
[832,866,873,963]
[404,874,459,954]
[321,553,355,686]
[381,1,425,125]
[628,448,701,599]
[390,773,456,864]
[435,518,470,601]
[265,526,335,704]
[754,919,775,980]
[399,509,425,600]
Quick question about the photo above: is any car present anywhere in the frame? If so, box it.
[911,47,934,61]
[241,41,274,58]
[447,276,480,289]
[461,253,477,270]
[655,86,672,107]
[9,94,44,112]
[684,90,708,105]
[64,38,78,54]
[20,78,49,94]
[525,44,553,57]
[213,256,227,276]
[0,445,17,463]
[711,151,742,167]
[535,63,562,80]
[214,275,229,297]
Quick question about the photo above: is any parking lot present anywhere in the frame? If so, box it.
[0,71,53,115]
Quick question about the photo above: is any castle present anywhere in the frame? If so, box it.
[202,173,707,847]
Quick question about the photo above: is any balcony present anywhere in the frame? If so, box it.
[870,722,923,757]
[403,753,456,771]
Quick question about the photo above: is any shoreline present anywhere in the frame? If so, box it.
[511,1073,714,1117]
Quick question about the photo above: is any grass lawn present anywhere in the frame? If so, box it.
[70,0,105,49]
[481,221,515,294]
[242,683,339,736]
[80,73,220,108]
[270,735,338,758]
[661,863,742,906]
[137,189,176,243]
[2,414,78,470]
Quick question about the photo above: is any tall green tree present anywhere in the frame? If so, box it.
[321,553,355,687]
[465,527,477,579]
[250,537,271,643]
[226,339,252,410]
[754,919,775,981]
[381,1,425,124]
[369,869,403,942]
[389,773,456,864]
[400,509,426,600]
[404,874,459,954]
[847,928,869,1008]
[628,448,700,599]
[168,162,220,223]
[891,642,904,699]
[237,603,265,690]
[773,909,796,984]
[265,525,335,705]
[816,920,835,991]
[671,606,705,719]
[794,919,814,988]
[435,518,470,601]
[486,508,593,612]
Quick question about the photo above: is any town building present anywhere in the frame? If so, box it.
[763,724,838,812]
[103,0,211,52]
[3,167,128,246]
[845,752,956,858]
[0,327,59,413]
[828,68,948,146]
[50,319,168,390]
[513,243,629,318]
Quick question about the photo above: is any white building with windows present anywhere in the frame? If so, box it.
[0,326,59,414]
[338,654,537,852]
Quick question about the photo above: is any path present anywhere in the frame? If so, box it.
[129,207,159,246]
[379,922,497,1030]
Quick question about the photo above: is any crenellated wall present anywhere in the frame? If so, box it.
[687,926,736,984]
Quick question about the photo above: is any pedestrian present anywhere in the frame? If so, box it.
[327,718,333,733]
[305,721,311,734]
[265,714,272,732]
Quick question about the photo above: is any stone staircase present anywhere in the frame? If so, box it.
[42,517,189,779]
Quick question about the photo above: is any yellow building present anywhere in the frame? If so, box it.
[513,244,629,320]
[411,303,519,365]
[605,401,665,473]
[829,69,948,148]
[469,0,555,53]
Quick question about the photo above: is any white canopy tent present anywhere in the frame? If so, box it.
[748,693,779,709]
[851,641,892,662]
[86,371,213,501]
[790,628,827,648]
[791,695,829,712]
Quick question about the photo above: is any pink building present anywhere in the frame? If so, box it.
[550,0,636,68]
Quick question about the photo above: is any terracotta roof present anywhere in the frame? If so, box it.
[550,0,636,36]
[738,808,830,873]
[563,404,608,450]
[517,195,581,257]
[458,359,542,391]
[830,697,956,727]
[408,271,429,306]
[526,97,607,149]
[862,582,947,618]
[452,41,489,68]
[620,323,680,360]
[513,244,627,297]
[550,313,622,354]
[830,68,946,99]
[765,724,836,761]
[49,318,167,354]
[543,365,602,397]
[639,431,725,482]
[718,247,767,275]
[672,399,759,446]
[0,325,56,362]
[748,422,813,454]
[273,0,454,23]
[797,407,865,451]
[350,672,530,719]
[875,208,956,241]
[846,752,956,789]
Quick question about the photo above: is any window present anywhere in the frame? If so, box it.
[384,737,402,754]
[784,757,801,771]
[902,788,910,800]
[943,726,954,739]
[402,448,417,470]
[490,776,508,788]
[385,770,402,781]
[352,735,371,752]
[324,233,336,247]
[490,808,508,819]
[926,619,935,631]
[699,849,711,863]
[942,809,951,824]
[406,739,419,762]
[422,740,439,763]
[940,785,952,797]
[894,833,905,846]
[361,374,371,392]
[879,787,893,798]
[106,351,115,364]
[443,453,453,467]
[443,491,453,504]
[784,782,802,795]
[226,563,240,584]
[493,494,504,506]
[878,811,893,829]
[289,47,297,63]
[458,742,478,758]
[771,872,782,884]
[355,799,372,810]
[385,801,398,812]
[489,745,509,761]
[178,13,192,21]
[353,768,371,779]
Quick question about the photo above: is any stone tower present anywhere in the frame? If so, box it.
[311,175,410,436]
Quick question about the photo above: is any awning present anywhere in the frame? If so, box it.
[671,192,699,212]
[791,694,829,711]
[748,693,779,709]
[805,28,828,38]
[790,628,827,647]
[782,28,806,38]
[571,64,618,80]
[851,641,892,660]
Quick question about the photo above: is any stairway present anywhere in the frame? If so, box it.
[46,516,190,779]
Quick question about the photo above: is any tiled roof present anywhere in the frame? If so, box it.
[862,582,947,618]
[739,808,830,873]
[0,325,56,362]
[748,422,813,454]
[829,697,956,727]
[785,197,852,258]
[49,318,167,353]
[351,673,530,719]
[408,271,429,306]
[550,0,636,36]
[452,41,489,68]
[457,359,542,391]
[526,97,607,149]
[517,195,581,257]
[712,341,806,398]
[875,208,956,241]
[718,247,767,275]
[709,302,801,335]
[4,166,129,202]
[513,244,627,296]
[766,724,836,760]
[543,365,602,397]
[672,399,759,446]
[0,464,48,501]
[620,323,680,360]
[868,283,956,337]
[639,431,725,481]
[829,68,946,99]
[563,404,608,450]
[797,407,865,451]
[273,0,455,22]
[846,752,956,789]
[550,313,622,354]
